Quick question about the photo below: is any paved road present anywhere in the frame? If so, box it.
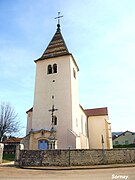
[0,166,135,180]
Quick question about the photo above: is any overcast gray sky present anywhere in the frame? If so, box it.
[0,0,135,136]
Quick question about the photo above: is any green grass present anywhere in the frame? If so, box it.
[2,153,15,163]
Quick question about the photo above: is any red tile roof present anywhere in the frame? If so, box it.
[85,107,108,117]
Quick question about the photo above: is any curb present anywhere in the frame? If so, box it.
[0,161,14,166]
[20,164,135,171]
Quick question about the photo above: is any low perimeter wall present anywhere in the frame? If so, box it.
[16,148,135,167]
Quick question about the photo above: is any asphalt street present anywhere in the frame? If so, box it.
[0,165,135,180]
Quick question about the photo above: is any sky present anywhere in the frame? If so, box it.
[0,0,135,137]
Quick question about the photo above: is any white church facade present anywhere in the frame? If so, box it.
[22,22,113,150]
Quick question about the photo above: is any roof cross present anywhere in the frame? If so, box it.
[55,12,63,25]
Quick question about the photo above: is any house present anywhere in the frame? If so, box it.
[113,131,135,146]
[3,137,23,154]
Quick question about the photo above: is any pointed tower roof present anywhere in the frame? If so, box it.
[35,24,71,61]
[35,23,79,71]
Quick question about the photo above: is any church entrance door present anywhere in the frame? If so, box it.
[38,140,48,150]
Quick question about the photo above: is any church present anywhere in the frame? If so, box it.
[22,18,113,150]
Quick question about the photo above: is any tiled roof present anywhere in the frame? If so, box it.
[35,24,70,61]
[3,138,23,143]
[113,130,135,140]
[85,107,108,117]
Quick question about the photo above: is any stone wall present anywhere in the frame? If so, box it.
[15,148,135,167]
[0,143,4,164]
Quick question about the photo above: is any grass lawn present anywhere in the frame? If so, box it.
[2,153,15,163]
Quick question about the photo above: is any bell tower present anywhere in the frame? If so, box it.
[30,17,80,149]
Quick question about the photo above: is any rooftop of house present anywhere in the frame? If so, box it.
[113,130,135,140]
[84,107,108,117]
[3,137,23,143]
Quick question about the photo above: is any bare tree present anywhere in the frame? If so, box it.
[0,102,19,142]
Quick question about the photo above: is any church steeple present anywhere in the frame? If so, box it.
[36,15,70,61]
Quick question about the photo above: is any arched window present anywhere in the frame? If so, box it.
[38,139,48,150]
[47,65,52,74]
[53,116,57,125]
[53,64,57,73]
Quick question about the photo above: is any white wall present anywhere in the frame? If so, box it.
[31,55,81,149]
[26,111,32,135]
[88,115,109,149]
